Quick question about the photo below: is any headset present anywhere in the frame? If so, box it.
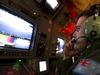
[85,16,100,39]
[71,16,100,44]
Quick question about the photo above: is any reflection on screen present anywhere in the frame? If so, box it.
[39,61,47,72]
[0,8,34,49]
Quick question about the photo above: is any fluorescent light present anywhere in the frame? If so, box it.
[46,0,58,9]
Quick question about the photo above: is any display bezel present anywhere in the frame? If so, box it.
[0,3,37,52]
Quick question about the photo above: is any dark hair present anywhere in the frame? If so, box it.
[78,9,94,19]
[78,4,100,18]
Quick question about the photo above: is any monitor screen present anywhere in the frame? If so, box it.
[35,0,61,15]
[0,4,37,51]
[56,38,65,53]
[39,61,47,72]
[45,0,61,15]
[46,0,59,10]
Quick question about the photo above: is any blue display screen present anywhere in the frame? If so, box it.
[0,4,37,51]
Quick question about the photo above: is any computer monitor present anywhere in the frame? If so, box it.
[38,59,49,75]
[0,3,37,51]
[35,0,62,15]
[56,38,65,54]
[39,60,47,72]
[46,0,59,10]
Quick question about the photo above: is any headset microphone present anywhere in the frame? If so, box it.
[71,39,77,44]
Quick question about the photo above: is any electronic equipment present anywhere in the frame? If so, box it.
[0,3,37,58]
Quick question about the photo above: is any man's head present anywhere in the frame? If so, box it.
[72,4,100,51]
[72,16,88,51]
[72,15,100,51]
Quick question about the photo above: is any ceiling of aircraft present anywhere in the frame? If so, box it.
[71,0,100,12]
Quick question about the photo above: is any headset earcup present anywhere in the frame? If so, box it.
[90,30,97,37]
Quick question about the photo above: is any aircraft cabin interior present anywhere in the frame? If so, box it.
[0,0,100,75]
